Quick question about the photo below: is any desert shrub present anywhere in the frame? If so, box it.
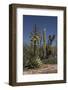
[23,45,42,69]
[23,44,57,70]
[44,57,57,64]
[27,56,42,69]
[23,45,31,69]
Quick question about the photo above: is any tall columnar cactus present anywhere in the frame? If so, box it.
[43,28,46,58]
[30,24,41,56]
[46,35,55,57]
[28,24,42,68]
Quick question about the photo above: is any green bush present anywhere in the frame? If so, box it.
[28,56,42,69]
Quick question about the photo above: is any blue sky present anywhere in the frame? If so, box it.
[23,15,57,46]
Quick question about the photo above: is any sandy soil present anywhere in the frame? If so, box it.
[23,64,57,75]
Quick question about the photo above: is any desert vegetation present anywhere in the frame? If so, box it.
[23,24,57,74]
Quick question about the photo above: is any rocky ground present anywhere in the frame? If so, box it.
[23,64,57,75]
